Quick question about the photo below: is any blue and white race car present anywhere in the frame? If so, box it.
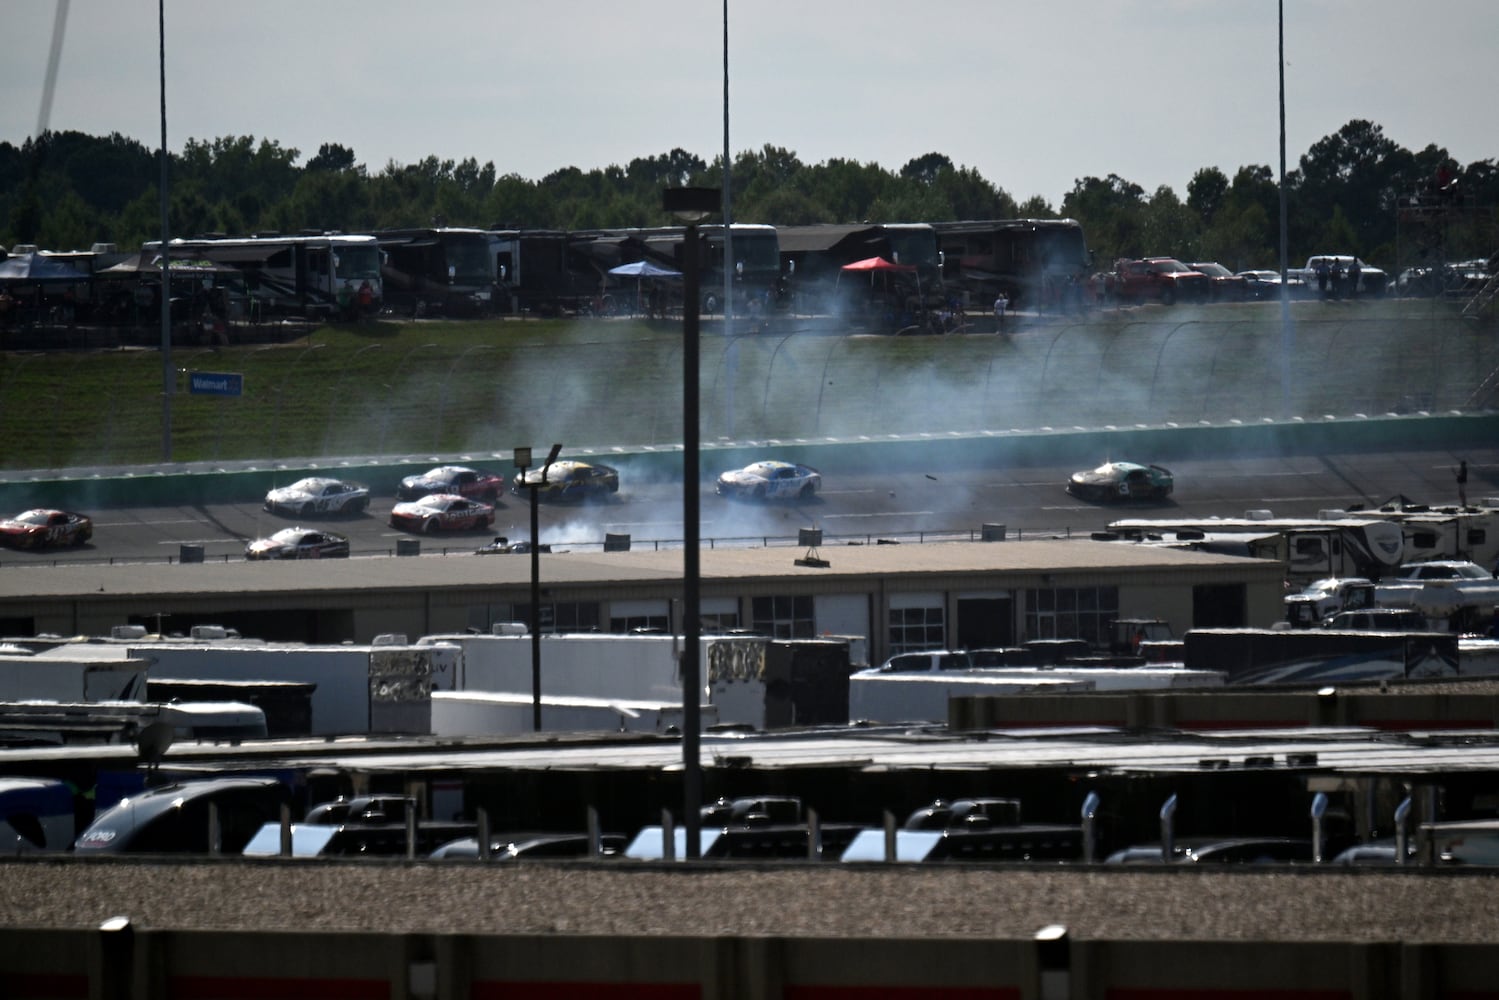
[263,477,370,517]
[716,460,821,501]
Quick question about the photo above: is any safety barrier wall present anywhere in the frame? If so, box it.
[4,923,1499,999]
[0,411,1494,512]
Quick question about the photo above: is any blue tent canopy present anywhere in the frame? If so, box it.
[607,260,681,278]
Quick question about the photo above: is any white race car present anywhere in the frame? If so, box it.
[716,460,821,501]
[263,477,370,517]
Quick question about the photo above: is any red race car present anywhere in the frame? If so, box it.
[389,494,496,534]
[0,509,93,549]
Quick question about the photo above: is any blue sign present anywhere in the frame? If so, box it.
[188,371,243,397]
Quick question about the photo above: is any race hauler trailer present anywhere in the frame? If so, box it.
[417,630,855,733]
[135,637,459,736]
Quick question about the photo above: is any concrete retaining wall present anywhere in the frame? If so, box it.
[5,923,1497,999]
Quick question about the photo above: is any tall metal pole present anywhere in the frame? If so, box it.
[682,221,703,859]
[721,0,733,338]
[1277,0,1293,420]
[158,0,172,461]
[529,481,541,732]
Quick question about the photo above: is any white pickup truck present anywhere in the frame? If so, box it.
[1291,254,1388,296]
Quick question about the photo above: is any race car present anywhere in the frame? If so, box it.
[389,494,496,534]
[263,477,370,517]
[1066,461,1174,503]
[0,508,93,549]
[244,527,351,560]
[716,460,821,501]
[475,536,551,555]
[512,460,619,502]
[395,465,506,502]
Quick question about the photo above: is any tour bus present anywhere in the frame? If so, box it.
[146,233,383,319]
[637,223,783,316]
[933,219,1092,310]
[374,227,495,317]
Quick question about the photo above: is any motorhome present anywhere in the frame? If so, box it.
[145,233,383,318]
[1109,510,1408,585]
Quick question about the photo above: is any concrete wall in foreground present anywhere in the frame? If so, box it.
[3,924,1497,999]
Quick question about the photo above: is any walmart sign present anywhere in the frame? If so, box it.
[188,371,243,397]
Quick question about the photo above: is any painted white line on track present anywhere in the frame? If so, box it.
[821,511,936,520]
[157,538,243,546]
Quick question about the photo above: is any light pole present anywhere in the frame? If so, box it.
[663,186,719,859]
[158,0,172,462]
[1277,0,1293,419]
[721,0,733,338]
[515,442,562,732]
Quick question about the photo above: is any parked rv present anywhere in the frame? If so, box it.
[0,777,77,852]
[74,777,289,854]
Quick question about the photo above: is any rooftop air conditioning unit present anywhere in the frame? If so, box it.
[1245,509,1274,520]
[1318,509,1345,520]
[110,625,149,640]
[189,625,229,640]
[372,633,409,646]
[90,242,118,254]
[491,622,527,636]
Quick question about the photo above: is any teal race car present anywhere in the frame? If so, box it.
[1066,461,1174,503]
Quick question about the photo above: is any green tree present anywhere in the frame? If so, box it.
[1186,167,1230,228]
[1061,174,1147,261]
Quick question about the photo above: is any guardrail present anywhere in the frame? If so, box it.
[0,524,1060,570]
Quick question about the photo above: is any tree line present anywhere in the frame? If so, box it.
[2,119,1495,274]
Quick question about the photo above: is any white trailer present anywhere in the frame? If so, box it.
[431,690,713,737]
[848,666,1224,725]
[135,640,459,736]
[0,653,148,703]
[419,631,854,731]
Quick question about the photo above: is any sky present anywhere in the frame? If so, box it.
[4,1,1497,212]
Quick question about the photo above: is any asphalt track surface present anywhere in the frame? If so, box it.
[3,445,1493,566]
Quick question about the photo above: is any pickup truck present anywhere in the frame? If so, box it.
[1291,255,1388,296]
[1111,257,1212,305]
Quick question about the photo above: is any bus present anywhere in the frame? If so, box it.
[933,219,1092,310]
[145,233,383,319]
[639,223,783,315]
[374,227,496,317]
[488,228,610,316]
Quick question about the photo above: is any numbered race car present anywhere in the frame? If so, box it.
[395,465,506,502]
[1066,461,1174,503]
[389,494,496,534]
[512,460,619,502]
[716,460,821,501]
[0,508,93,549]
[263,477,371,517]
[244,527,351,560]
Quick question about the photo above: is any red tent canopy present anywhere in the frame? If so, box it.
[840,256,915,273]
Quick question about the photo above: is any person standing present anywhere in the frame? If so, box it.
[1456,460,1469,507]
[1348,258,1362,299]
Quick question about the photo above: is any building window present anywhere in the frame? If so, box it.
[751,595,814,639]
[510,601,600,634]
[696,597,741,635]
[888,604,946,654]
[1023,586,1118,647]
[611,613,670,634]
[699,610,741,634]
